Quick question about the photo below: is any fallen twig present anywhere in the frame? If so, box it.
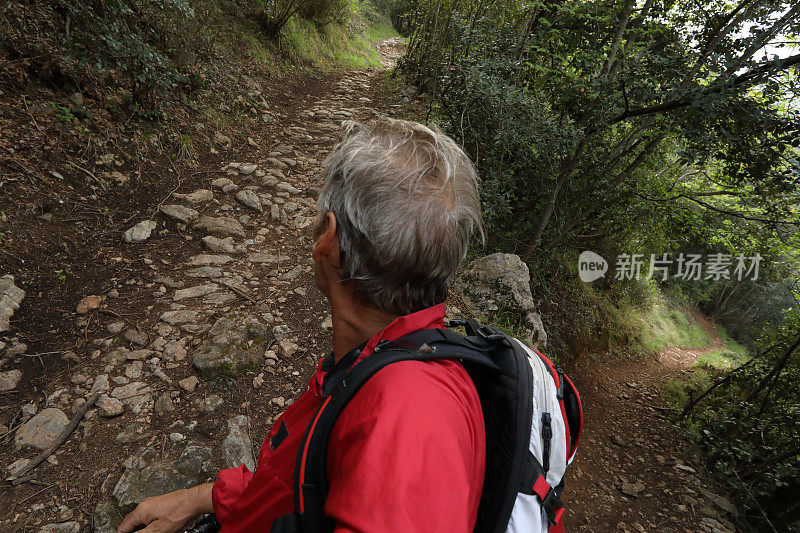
[12,481,55,506]
[0,422,23,440]
[70,163,106,190]
[7,392,101,484]
[23,351,62,358]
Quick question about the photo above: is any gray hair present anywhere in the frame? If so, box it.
[316,117,484,316]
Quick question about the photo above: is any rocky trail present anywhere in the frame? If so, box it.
[565,313,739,533]
[1,38,739,532]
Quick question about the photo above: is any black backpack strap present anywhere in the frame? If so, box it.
[519,451,566,527]
[291,339,500,533]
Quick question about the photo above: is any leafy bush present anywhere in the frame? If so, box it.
[299,0,350,24]
[1,0,213,112]
[679,309,800,530]
[253,0,302,38]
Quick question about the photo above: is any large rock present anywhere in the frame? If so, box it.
[160,310,199,325]
[192,315,269,378]
[173,283,219,301]
[93,443,216,533]
[96,394,124,417]
[222,415,256,470]
[0,274,25,331]
[159,204,199,223]
[123,220,157,243]
[173,189,214,204]
[111,382,153,414]
[456,253,547,350]
[187,254,234,266]
[15,408,69,449]
[202,236,237,254]
[193,216,245,238]
[38,522,80,533]
[235,190,263,212]
[0,369,22,391]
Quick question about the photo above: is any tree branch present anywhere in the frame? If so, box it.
[681,0,754,85]
[717,2,800,85]
[600,0,636,79]
[636,191,799,225]
[612,53,800,123]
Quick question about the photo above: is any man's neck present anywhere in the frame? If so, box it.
[329,289,397,363]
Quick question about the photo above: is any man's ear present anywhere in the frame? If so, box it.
[312,212,341,268]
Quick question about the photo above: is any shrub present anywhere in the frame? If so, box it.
[299,0,350,24]
[253,0,302,39]
[1,0,213,112]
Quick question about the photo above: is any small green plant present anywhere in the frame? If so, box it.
[54,269,67,282]
[210,375,235,392]
[51,102,75,123]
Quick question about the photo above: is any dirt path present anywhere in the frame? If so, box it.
[0,38,408,531]
[564,311,739,533]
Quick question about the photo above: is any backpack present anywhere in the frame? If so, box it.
[270,319,583,533]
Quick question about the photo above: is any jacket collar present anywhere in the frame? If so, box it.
[356,302,447,364]
[309,303,447,396]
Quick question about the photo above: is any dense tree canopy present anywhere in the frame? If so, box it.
[397,0,799,263]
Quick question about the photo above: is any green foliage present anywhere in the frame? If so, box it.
[253,0,302,38]
[50,101,76,123]
[61,0,212,110]
[395,0,799,269]
[662,369,713,411]
[299,0,350,24]
[620,300,712,355]
[678,308,800,530]
[280,15,388,68]
[1,0,393,114]
[589,279,712,355]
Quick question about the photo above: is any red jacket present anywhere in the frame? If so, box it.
[212,303,486,532]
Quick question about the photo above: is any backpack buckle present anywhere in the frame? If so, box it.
[476,324,506,342]
[540,487,562,526]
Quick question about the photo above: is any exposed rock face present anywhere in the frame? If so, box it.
[456,253,547,350]
[96,394,124,417]
[174,189,214,204]
[202,236,237,254]
[235,190,263,212]
[76,294,103,314]
[191,315,269,378]
[92,443,216,533]
[0,274,25,331]
[160,310,199,325]
[38,522,80,533]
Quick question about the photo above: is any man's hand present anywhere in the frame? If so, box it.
[117,483,214,533]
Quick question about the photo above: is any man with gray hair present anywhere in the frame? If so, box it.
[119,117,486,533]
